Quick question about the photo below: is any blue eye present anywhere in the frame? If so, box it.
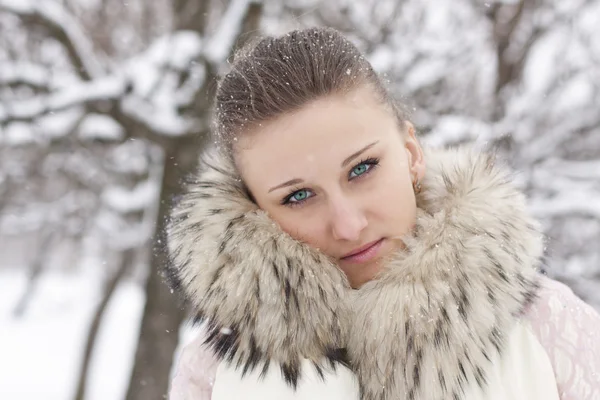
[350,163,368,177]
[291,190,309,202]
[349,158,379,179]
[283,188,313,206]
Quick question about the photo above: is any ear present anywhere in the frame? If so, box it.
[403,121,426,181]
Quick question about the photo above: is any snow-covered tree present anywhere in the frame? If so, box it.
[1,0,598,398]
[0,0,261,398]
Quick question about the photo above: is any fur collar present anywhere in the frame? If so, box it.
[166,146,543,399]
[347,147,543,400]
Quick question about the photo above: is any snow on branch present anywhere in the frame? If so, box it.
[0,0,103,80]
[102,180,159,214]
[120,95,194,137]
[530,192,600,220]
[204,0,256,64]
[0,76,125,123]
[0,30,203,137]
[529,163,600,220]
[541,159,600,180]
[0,62,51,90]
[0,75,193,137]
[79,114,125,141]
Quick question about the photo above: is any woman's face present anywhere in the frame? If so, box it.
[235,86,426,288]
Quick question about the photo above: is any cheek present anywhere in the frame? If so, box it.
[372,169,417,229]
[271,211,327,249]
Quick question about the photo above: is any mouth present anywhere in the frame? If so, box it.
[340,238,385,264]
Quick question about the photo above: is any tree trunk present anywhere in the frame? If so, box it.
[124,149,193,400]
[125,3,262,397]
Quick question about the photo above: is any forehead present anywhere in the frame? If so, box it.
[234,87,399,183]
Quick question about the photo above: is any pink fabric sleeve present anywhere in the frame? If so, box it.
[169,329,220,400]
[525,275,600,400]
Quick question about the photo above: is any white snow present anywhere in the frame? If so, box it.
[102,180,160,214]
[368,46,394,72]
[120,95,193,137]
[79,114,125,141]
[105,140,151,175]
[540,159,600,180]
[153,32,203,71]
[3,121,35,145]
[552,73,594,113]
[0,62,49,88]
[522,29,567,95]
[425,115,493,147]
[0,269,144,400]
[0,0,103,79]
[0,76,126,123]
[404,59,446,91]
[126,32,202,97]
[113,31,204,137]
[37,108,83,139]
[52,77,125,111]
[530,194,600,220]
[85,282,144,400]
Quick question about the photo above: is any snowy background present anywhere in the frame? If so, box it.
[1,0,599,399]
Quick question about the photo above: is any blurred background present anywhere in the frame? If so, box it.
[0,0,598,399]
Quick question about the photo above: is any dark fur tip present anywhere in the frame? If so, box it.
[204,323,241,362]
[281,361,301,389]
[163,261,183,293]
[325,347,351,370]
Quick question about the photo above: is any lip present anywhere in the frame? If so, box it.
[340,239,385,264]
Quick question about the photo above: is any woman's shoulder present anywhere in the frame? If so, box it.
[523,274,600,399]
[525,274,600,328]
[169,326,220,400]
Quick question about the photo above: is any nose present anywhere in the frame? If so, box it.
[329,195,368,242]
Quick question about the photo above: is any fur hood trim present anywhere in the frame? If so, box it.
[348,147,543,400]
[166,149,352,387]
[166,146,543,398]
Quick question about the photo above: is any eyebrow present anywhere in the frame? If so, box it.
[267,141,380,193]
[268,178,304,193]
[341,141,379,167]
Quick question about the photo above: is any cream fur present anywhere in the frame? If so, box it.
[348,147,543,399]
[167,148,352,387]
[166,145,544,399]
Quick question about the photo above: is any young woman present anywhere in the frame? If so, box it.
[166,27,600,400]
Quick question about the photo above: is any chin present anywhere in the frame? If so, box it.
[345,260,383,289]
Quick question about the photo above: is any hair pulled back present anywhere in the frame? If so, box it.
[214,27,407,153]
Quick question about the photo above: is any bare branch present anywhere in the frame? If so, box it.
[364,1,405,53]
[0,0,104,80]
[174,0,210,32]
[12,227,56,317]
[237,0,262,49]
[493,0,527,94]
[73,248,135,400]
